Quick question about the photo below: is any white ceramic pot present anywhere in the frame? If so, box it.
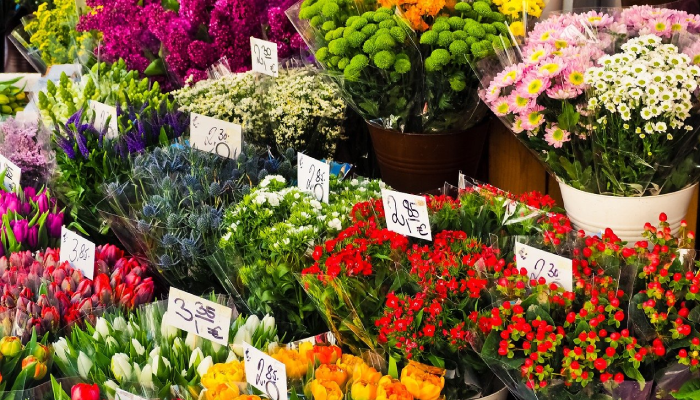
[558,181,697,244]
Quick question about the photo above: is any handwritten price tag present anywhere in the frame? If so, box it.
[115,389,149,400]
[190,113,242,159]
[0,155,21,192]
[381,189,432,241]
[244,343,288,400]
[298,153,329,203]
[166,287,233,345]
[60,227,95,280]
[515,242,573,291]
[250,37,278,77]
[88,100,118,140]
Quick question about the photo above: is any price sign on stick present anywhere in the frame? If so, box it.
[514,242,573,291]
[0,155,21,192]
[89,100,118,140]
[60,227,96,280]
[381,189,432,240]
[298,153,329,203]
[166,287,233,345]
[244,343,288,400]
[250,37,279,77]
[190,113,242,159]
[115,389,148,400]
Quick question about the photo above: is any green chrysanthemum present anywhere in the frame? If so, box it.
[373,50,396,69]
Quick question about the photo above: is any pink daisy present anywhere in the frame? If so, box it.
[544,124,571,148]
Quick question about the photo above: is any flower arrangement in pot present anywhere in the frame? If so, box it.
[475,6,700,242]
[289,0,544,192]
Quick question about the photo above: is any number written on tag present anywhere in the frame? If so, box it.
[89,100,118,140]
[190,113,242,159]
[244,343,288,400]
[166,287,233,345]
[251,37,279,77]
[514,242,573,291]
[0,155,21,192]
[381,189,432,240]
[298,153,329,203]
[115,389,149,400]
[60,227,96,280]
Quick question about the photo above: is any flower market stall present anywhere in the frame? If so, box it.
[0,0,700,399]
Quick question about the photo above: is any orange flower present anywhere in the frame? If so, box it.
[205,383,239,400]
[237,396,262,400]
[309,345,343,365]
[352,380,378,400]
[399,362,444,400]
[377,377,414,400]
[316,364,349,388]
[337,354,365,377]
[310,379,344,400]
[273,348,310,379]
[353,363,382,385]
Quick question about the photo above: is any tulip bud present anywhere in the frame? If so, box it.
[189,348,204,369]
[245,315,261,333]
[105,336,119,354]
[151,355,172,380]
[232,326,252,357]
[0,337,22,357]
[95,317,111,338]
[197,356,213,378]
[139,364,154,389]
[21,355,47,380]
[111,353,132,384]
[132,338,145,356]
[53,338,71,365]
[112,316,127,332]
[160,312,179,341]
[262,314,276,333]
[77,351,93,379]
[185,332,202,351]
[71,383,100,400]
[32,344,49,362]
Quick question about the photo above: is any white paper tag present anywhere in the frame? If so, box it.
[46,64,82,81]
[189,113,242,159]
[89,100,118,140]
[298,153,330,203]
[59,227,96,280]
[514,242,573,291]
[381,189,432,241]
[167,287,233,345]
[0,155,21,192]
[115,389,148,400]
[244,343,288,400]
[458,172,467,190]
[250,37,279,77]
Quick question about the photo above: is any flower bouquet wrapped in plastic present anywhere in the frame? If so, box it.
[0,118,55,189]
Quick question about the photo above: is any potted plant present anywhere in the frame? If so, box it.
[287,0,542,192]
[474,6,700,242]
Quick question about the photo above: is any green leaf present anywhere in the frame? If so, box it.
[621,363,646,386]
[144,58,166,76]
[675,379,700,399]
[557,101,580,131]
[51,375,71,400]
[388,356,398,379]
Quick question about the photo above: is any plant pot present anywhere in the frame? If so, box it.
[479,385,508,400]
[558,180,697,243]
[367,119,490,193]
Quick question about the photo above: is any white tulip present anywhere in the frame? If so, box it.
[149,346,161,359]
[212,342,223,353]
[140,364,154,389]
[53,338,70,364]
[93,331,102,341]
[261,314,275,333]
[189,348,204,369]
[111,353,133,384]
[77,351,93,379]
[105,336,119,354]
[152,355,172,380]
[95,317,111,338]
[244,315,260,333]
[104,380,118,399]
[225,351,238,363]
[197,356,213,378]
[185,332,202,351]
[173,337,185,355]
[231,326,252,357]
[112,316,127,332]
[132,338,146,356]
[160,312,179,340]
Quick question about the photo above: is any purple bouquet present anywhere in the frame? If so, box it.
[0,118,54,188]
[77,0,305,87]
[0,187,63,258]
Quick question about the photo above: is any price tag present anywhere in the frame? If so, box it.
[381,189,432,240]
[298,153,329,203]
[89,100,118,140]
[46,64,82,80]
[115,389,148,400]
[166,287,233,345]
[0,155,21,192]
[250,37,279,77]
[190,113,242,159]
[458,172,467,190]
[515,242,573,291]
[244,343,288,400]
[59,227,96,280]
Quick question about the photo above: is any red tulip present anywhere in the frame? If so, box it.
[76,279,92,297]
[41,306,60,332]
[71,383,100,400]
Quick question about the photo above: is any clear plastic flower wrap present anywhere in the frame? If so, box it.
[0,118,55,189]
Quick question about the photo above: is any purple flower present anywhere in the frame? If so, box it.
[12,220,28,245]
[46,213,63,239]
[27,226,38,249]
[4,196,19,214]
[36,195,49,214]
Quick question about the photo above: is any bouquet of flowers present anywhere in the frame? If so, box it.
[100,145,295,295]
[0,331,53,394]
[76,0,304,87]
[476,6,700,196]
[173,66,347,159]
[0,186,62,257]
[52,302,278,400]
[0,78,30,118]
[290,0,539,133]
[0,245,154,344]
[0,118,54,188]
[216,174,382,338]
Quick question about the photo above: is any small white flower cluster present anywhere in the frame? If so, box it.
[584,34,700,137]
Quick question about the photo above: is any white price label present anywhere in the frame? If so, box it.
[166,287,233,345]
[59,227,96,280]
[298,153,329,203]
[190,113,242,159]
[381,189,432,240]
[115,389,148,400]
[251,37,279,77]
[244,343,288,400]
[89,100,118,140]
[46,64,82,80]
[515,242,573,291]
[0,155,21,192]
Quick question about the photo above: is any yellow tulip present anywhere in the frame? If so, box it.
[299,342,314,361]
[202,361,246,391]
[353,363,382,385]
[399,363,444,400]
[273,348,310,379]
[205,383,240,400]
[310,379,344,400]
[352,380,378,400]
[316,364,349,388]
[236,396,262,400]
[337,354,365,377]
[377,377,414,400]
